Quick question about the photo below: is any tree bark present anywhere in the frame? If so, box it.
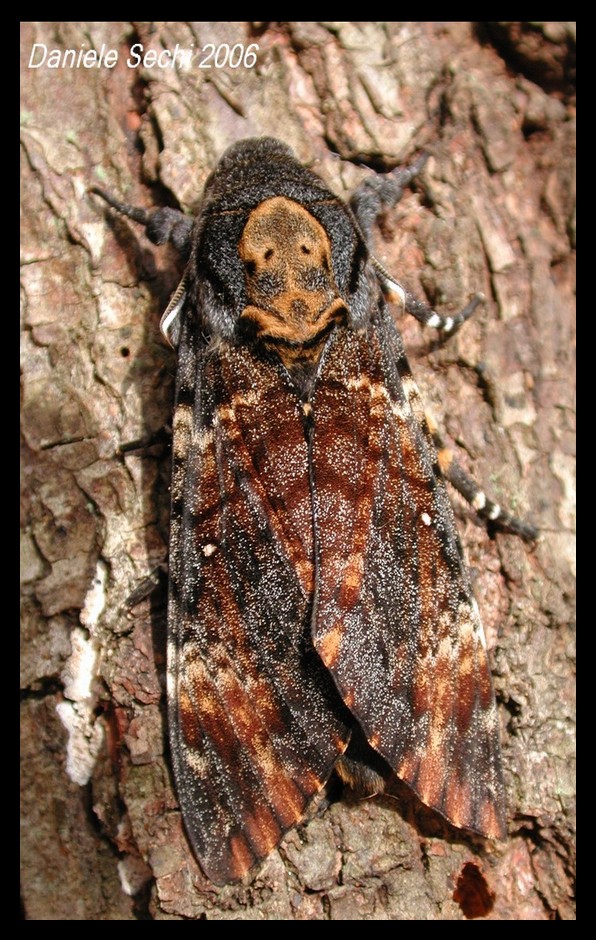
[20,21,575,920]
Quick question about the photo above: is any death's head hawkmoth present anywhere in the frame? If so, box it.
[94,137,535,885]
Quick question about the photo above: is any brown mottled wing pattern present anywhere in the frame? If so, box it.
[311,309,506,840]
[167,322,350,885]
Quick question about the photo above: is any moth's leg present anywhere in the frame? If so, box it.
[91,187,192,345]
[376,266,485,336]
[350,153,429,243]
[426,413,538,542]
[124,565,168,610]
[386,320,536,540]
[350,155,484,336]
[90,187,193,255]
[118,423,172,455]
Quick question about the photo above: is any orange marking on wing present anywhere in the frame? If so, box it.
[243,803,283,859]
[443,774,473,831]
[212,371,314,597]
[228,832,256,881]
[317,621,344,668]
[397,750,420,783]
[337,551,365,608]
[415,750,447,810]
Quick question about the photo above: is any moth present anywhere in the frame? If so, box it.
[93,138,536,885]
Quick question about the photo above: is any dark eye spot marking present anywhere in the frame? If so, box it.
[264,248,274,261]
[301,245,311,255]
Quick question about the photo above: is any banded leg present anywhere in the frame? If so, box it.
[426,414,538,542]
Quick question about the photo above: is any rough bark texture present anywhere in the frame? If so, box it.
[20,21,575,920]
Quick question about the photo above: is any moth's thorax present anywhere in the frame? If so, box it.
[238,196,346,373]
